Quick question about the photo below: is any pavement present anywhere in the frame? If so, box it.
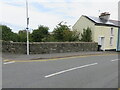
[2,52,119,88]
[2,51,119,61]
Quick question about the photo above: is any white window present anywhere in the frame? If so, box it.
[110,37,113,46]
[110,28,114,36]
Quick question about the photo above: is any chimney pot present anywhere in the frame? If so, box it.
[99,12,110,21]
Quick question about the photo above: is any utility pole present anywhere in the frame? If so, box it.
[26,0,29,55]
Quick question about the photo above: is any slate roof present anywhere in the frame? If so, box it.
[83,15,120,28]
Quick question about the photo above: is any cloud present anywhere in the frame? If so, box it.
[1,1,66,32]
[29,0,119,3]
[0,0,119,33]
[1,2,26,27]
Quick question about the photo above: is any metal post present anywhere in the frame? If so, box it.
[26,0,29,55]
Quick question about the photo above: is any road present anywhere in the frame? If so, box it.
[2,54,119,88]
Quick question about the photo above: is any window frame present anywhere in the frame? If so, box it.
[110,36,113,46]
[110,28,114,36]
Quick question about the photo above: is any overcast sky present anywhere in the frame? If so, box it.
[0,0,119,33]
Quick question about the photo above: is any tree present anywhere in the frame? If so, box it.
[53,22,80,42]
[63,30,73,41]
[53,21,71,41]
[10,32,19,42]
[1,25,12,41]
[18,30,27,42]
[70,30,80,41]
[31,25,49,42]
[42,34,56,42]
[81,27,92,42]
[1,25,19,41]
[18,30,32,42]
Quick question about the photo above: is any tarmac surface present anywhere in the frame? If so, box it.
[2,51,119,61]
[2,51,119,88]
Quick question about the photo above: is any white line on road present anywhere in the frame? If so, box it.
[111,59,119,62]
[3,61,15,64]
[45,63,98,78]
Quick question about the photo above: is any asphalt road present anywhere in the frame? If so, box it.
[2,54,119,88]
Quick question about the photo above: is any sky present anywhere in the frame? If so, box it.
[0,0,119,33]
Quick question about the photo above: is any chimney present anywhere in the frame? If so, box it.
[99,12,110,22]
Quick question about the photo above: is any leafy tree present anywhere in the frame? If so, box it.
[18,30,32,42]
[18,30,27,42]
[53,21,71,41]
[1,25,19,41]
[53,22,80,42]
[42,34,56,42]
[0,26,2,40]
[63,30,73,41]
[81,27,92,42]
[1,25,12,41]
[31,25,49,42]
[70,30,80,41]
[11,32,19,42]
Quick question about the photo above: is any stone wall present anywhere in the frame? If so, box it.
[2,41,98,54]
[2,41,26,54]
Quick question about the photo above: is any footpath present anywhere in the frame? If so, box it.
[2,51,119,61]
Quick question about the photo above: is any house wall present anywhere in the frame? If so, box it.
[72,15,118,50]
[94,26,118,50]
[72,16,95,40]
[117,28,120,51]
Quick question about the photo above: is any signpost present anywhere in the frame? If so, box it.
[26,0,29,55]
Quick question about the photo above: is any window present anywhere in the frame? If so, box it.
[110,28,114,46]
[110,37,113,46]
[110,28,114,36]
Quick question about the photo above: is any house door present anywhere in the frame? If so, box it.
[117,28,120,51]
[98,37,105,51]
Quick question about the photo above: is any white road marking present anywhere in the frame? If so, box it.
[45,63,98,78]
[3,61,15,64]
[111,59,119,62]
